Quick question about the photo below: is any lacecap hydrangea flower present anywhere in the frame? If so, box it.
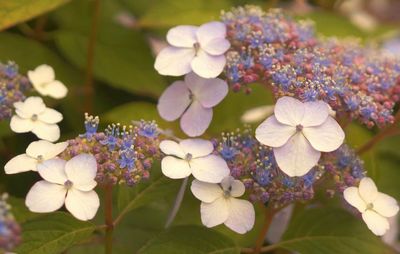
[344,177,399,236]
[160,139,229,183]
[157,72,228,137]
[154,21,230,78]
[256,97,344,176]
[191,176,255,234]
[0,193,21,252]
[26,154,100,221]
[28,64,68,99]
[10,96,63,142]
[4,140,68,174]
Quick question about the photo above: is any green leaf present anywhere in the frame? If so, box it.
[137,225,240,254]
[116,168,179,224]
[103,101,161,125]
[138,0,231,28]
[8,196,41,224]
[15,212,96,254]
[54,27,166,97]
[0,0,69,31]
[266,207,394,254]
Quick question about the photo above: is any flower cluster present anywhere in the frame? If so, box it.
[222,6,400,128]
[0,61,31,121]
[213,129,322,208]
[60,114,161,186]
[0,194,21,252]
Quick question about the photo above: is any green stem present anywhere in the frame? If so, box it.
[84,0,101,113]
[165,177,188,228]
[104,184,114,254]
[254,207,275,254]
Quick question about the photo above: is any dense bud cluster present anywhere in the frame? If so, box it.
[0,61,32,120]
[0,194,21,252]
[222,6,400,128]
[60,114,162,186]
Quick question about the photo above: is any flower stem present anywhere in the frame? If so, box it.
[84,0,101,113]
[357,112,400,155]
[165,177,188,228]
[254,207,275,254]
[104,184,114,254]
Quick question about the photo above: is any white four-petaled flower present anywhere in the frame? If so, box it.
[255,96,344,177]
[10,96,63,142]
[191,176,255,234]
[5,140,68,174]
[25,154,100,221]
[344,177,399,236]
[160,139,229,183]
[28,64,68,99]
[154,21,230,78]
[158,72,228,137]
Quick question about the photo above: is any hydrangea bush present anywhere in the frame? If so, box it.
[1,1,400,254]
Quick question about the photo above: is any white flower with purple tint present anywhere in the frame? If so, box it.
[28,64,68,99]
[191,176,255,234]
[160,139,229,183]
[25,154,100,221]
[157,72,228,137]
[10,96,63,142]
[255,96,344,177]
[344,177,399,236]
[154,21,230,78]
[4,140,68,174]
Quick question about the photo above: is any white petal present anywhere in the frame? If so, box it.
[37,159,68,185]
[4,154,37,174]
[200,197,229,228]
[161,156,192,179]
[167,25,198,48]
[25,180,66,213]
[255,116,296,147]
[359,177,378,204]
[224,198,255,234]
[26,140,68,160]
[180,139,213,158]
[373,193,399,217]
[302,117,345,152]
[190,155,230,183]
[38,81,68,99]
[32,122,60,142]
[157,81,191,121]
[301,101,329,127]
[159,140,185,158]
[28,64,55,85]
[197,21,226,47]
[180,100,212,137]
[154,46,195,76]
[362,210,390,236]
[38,108,63,124]
[184,72,228,108]
[221,177,245,198]
[191,50,226,78]
[241,105,275,124]
[343,187,367,213]
[65,189,100,221]
[65,154,97,191]
[190,179,223,203]
[202,38,230,56]
[10,116,34,133]
[14,96,46,116]
[273,133,321,177]
[274,97,304,126]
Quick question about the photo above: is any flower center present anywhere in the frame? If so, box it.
[223,185,232,198]
[185,153,193,162]
[31,114,38,121]
[37,155,44,162]
[296,124,303,132]
[193,42,200,55]
[64,180,73,189]
[366,203,374,210]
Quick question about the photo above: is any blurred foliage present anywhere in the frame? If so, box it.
[0,0,399,253]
